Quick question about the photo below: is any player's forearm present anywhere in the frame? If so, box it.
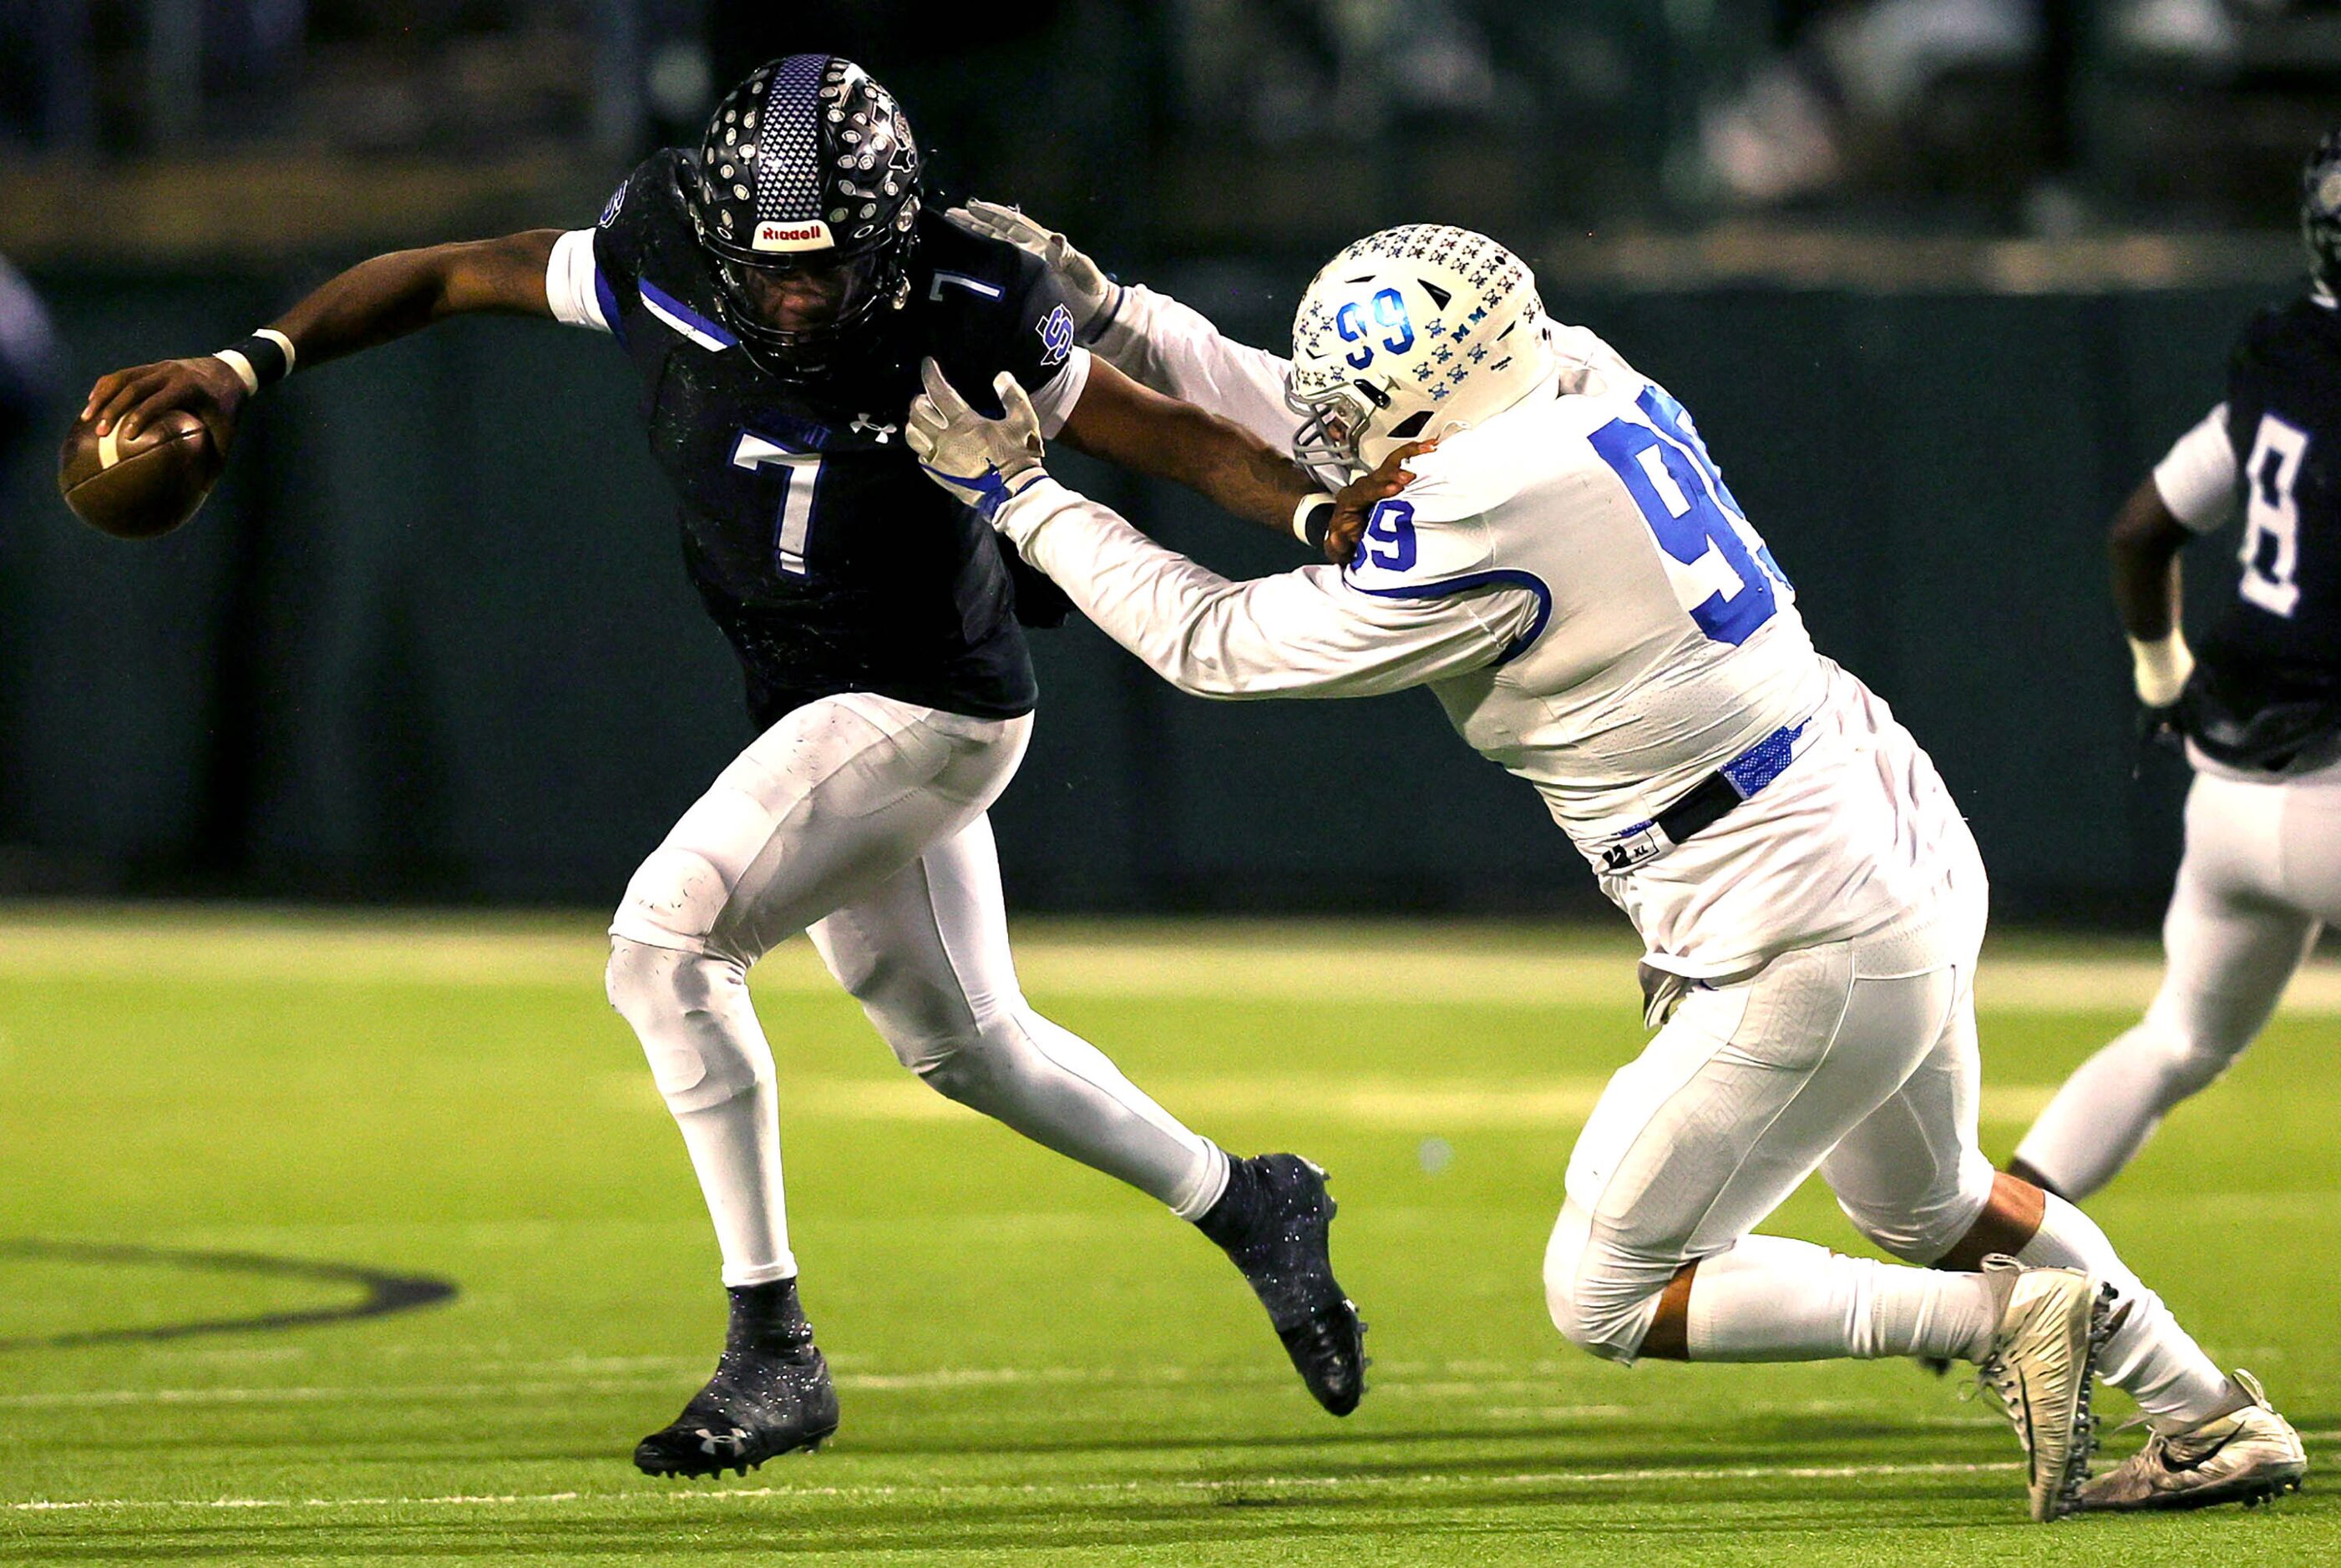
[999,478,1518,699]
[1067,387,1313,537]
[2107,478,2191,640]
[1092,285,1301,450]
[270,231,560,375]
[1001,478,1269,697]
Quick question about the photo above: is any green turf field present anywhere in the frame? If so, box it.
[2,908,2334,1565]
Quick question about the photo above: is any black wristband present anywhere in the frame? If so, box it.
[1301,500,1336,554]
[232,332,291,387]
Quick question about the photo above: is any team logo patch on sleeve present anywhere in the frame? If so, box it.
[597,181,627,228]
[1036,303,1074,367]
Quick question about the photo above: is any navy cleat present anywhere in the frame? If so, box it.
[1196,1153,1368,1415]
[633,1278,839,1478]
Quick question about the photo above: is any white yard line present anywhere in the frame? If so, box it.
[4,1459,2029,1512]
[18,1438,2341,1515]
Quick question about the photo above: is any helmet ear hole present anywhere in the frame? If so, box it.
[1388,411,1432,439]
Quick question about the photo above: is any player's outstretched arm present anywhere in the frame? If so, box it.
[82,230,564,449]
[948,200,1298,447]
[1055,359,1414,563]
[908,360,1528,700]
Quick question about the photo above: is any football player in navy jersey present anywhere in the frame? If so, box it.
[1999,137,2341,1510]
[80,54,1380,1477]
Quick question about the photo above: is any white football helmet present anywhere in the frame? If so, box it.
[1285,224,1553,480]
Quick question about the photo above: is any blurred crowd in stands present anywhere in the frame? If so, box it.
[0,2,2332,238]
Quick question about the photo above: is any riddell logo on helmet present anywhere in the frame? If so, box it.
[752,220,834,253]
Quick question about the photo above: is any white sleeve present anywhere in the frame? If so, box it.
[545,229,611,333]
[995,478,1536,700]
[2151,403,2238,533]
[1087,284,1301,451]
[1024,345,1092,439]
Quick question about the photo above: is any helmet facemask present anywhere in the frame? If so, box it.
[1285,372,1394,484]
[708,224,915,377]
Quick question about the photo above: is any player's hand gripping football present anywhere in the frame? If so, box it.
[81,355,247,457]
[944,201,1120,340]
[1321,438,1437,564]
[906,358,1049,524]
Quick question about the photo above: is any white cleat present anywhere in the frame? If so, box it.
[2078,1370,2308,1513]
[1970,1255,2114,1522]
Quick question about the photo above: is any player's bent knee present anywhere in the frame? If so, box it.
[2132,1016,2244,1097]
[606,937,768,1110]
[613,846,733,948]
[901,1009,1026,1106]
[1542,1213,1657,1363]
[1837,1151,1996,1264]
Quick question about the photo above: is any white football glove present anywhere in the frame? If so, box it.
[906,357,1047,524]
[945,200,1122,341]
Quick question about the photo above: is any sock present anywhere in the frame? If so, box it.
[726,1278,813,1355]
[1684,1235,2000,1362]
[2015,1193,2239,1430]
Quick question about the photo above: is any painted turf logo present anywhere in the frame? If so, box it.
[752,219,834,253]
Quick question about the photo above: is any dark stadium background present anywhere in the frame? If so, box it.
[0,0,2326,920]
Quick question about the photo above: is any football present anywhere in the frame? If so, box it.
[57,409,225,539]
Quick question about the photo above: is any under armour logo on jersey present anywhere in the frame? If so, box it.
[849,412,897,443]
[1036,303,1074,367]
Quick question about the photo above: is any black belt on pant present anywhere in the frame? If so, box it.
[1598,721,1810,873]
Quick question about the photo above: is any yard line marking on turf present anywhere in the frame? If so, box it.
[16,1437,2341,1514]
[0,1460,2035,1514]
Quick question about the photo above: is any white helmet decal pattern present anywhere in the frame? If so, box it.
[1287,224,1548,477]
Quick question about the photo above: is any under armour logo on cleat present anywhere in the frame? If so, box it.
[696,1428,752,1457]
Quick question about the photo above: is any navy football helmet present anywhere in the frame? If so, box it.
[2303,130,2341,297]
[686,54,922,372]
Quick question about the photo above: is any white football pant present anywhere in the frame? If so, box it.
[604,691,1227,1287]
[2014,762,2338,1200]
[1544,858,2236,1426]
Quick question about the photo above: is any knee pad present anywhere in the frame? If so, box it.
[1543,1206,1660,1364]
[606,938,767,1111]
[612,846,732,948]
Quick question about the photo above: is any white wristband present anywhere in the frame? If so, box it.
[2128,631,2195,709]
[1292,491,1336,544]
[254,327,296,372]
[212,350,261,397]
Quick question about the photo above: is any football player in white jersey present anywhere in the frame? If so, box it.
[905,210,2308,1519]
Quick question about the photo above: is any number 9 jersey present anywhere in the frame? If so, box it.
[1029,292,1985,977]
[544,148,1090,731]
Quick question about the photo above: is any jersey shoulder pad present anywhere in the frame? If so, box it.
[590,149,693,287]
[917,218,1077,386]
[1341,450,1495,592]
